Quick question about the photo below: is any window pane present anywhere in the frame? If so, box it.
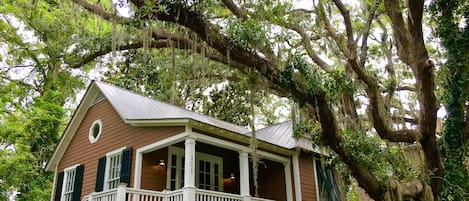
[62,167,76,201]
[199,161,204,171]
[205,174,210,185]
[181,156,185,187]
[171,167,176,178]
[172,155,177,166]
[199,173,205,184]
[107,153,122,189]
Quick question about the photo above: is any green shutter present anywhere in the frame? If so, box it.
[120,147,132,186]
[54,172,64,201]
[72,165,84,201]
[95,156,106,192]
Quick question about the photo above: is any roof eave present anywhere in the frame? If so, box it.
[127,118,294,155]
[295,136,330,156]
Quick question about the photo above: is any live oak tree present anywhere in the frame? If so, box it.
[68,0,449,200]
[1,0,466,200]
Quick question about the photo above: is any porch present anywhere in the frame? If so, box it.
[84,131,293,201]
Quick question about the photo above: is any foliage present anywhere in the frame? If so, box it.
[293,119,322,147]
[0,0,89,199]
[430,0,469,199]
[227,19,269,51]
[340,131,416,181]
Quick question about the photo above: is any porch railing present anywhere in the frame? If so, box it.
[126,188,183,201]
[82,184,274,201]
[195,189,243,201]
[251,197,275,201]
[82,185,183,201]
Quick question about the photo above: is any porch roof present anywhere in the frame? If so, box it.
[254,121,296,149]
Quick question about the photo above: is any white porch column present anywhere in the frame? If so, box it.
[239,151,251,201]
[292,153,302,201]
[284,163,293,201]
[116,183,127,201]
[88,192,94,201]
[183,137,196,201]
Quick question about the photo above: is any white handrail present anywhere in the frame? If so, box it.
[251,197,275,201]
[90,189,117,201]
[195,189,243,201]
[83,188,275,201]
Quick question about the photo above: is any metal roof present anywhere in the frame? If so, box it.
[254,121,296,149]
[96,81,311,151]
[95,81,250,135]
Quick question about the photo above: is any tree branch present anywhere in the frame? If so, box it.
[313,92,384,199]
[383,0,412,64]
[332,0,357,60]
[279,22,332,72]
[71,0,130,24]
[317,1,348,57]
[359,0,382,67]
[395,85,416,92]
[392,116,419,125]
[221,0,248,20]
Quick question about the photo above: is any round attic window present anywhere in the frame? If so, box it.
[89,119,102,143]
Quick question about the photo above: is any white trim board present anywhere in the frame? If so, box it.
[191,132,290,164]
[133,132,189,189]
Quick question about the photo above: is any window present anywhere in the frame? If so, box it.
[167,146,185,190]
[315,159,341,201]
[106,151,122,189]
[95,147,132,192]
[196,152,223,191]
[54,164,84,201]
[89,119,102,143]
[62,167,76,201]
[167,146,223,191]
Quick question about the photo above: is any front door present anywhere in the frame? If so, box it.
[196,152,222,191]
[167,146,223,191]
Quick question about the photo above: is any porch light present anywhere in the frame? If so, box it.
[230,173,235,180]
[159,160,166,167]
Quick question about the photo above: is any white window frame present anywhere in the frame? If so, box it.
[195,152,223,191]
[166,146,186,190]
[104,147,126,190]
[61,164,80,201]
[88,119,102,144]
[167,146,223,191]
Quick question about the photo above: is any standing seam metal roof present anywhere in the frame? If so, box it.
[95,81,297,149]
[95,81,250,134]
[253,121,295,149]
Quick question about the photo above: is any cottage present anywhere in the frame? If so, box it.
[46,81,340,201]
